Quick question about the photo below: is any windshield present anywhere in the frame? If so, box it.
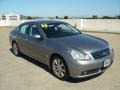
[40,23,81,38]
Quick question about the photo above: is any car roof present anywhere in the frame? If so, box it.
[26,20,66,25]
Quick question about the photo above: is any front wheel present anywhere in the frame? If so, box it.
[51,56,69,80]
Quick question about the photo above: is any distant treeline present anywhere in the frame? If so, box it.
[85,15,120,19]
[55,15,120,19]
[20,15,120,20]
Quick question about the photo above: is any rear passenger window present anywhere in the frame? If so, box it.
[19,24,29,35]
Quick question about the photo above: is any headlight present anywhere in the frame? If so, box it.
[70,50,91,60]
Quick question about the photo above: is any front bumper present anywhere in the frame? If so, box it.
[67,52,114,78]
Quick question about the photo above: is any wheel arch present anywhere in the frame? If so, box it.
[49,53,70,80]
[11,40,21,53]
[49,53,69,71]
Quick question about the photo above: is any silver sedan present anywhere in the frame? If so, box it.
[9,20,114,80]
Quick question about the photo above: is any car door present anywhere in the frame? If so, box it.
[16,23,30,54]
[27,24,46,63]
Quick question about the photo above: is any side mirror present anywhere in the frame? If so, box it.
[32,35,41,39]
[74,24,77,29]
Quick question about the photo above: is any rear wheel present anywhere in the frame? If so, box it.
[51,56,69,80]
[12,42,20,56]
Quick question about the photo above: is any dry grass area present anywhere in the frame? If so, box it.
[0,27,120,90]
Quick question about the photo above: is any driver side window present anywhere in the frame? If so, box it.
[30,24,40,37]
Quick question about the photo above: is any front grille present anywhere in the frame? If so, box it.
[92,48,110,60]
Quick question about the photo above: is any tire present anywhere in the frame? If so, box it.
[51,56,69,80]
[12,42,20,56]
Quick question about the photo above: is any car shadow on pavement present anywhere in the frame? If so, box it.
[10,48,103,83]
[10,48,50,73]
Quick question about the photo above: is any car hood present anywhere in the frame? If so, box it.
[49,34,109,53]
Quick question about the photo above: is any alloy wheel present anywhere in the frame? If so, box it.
[52,58,66,78]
